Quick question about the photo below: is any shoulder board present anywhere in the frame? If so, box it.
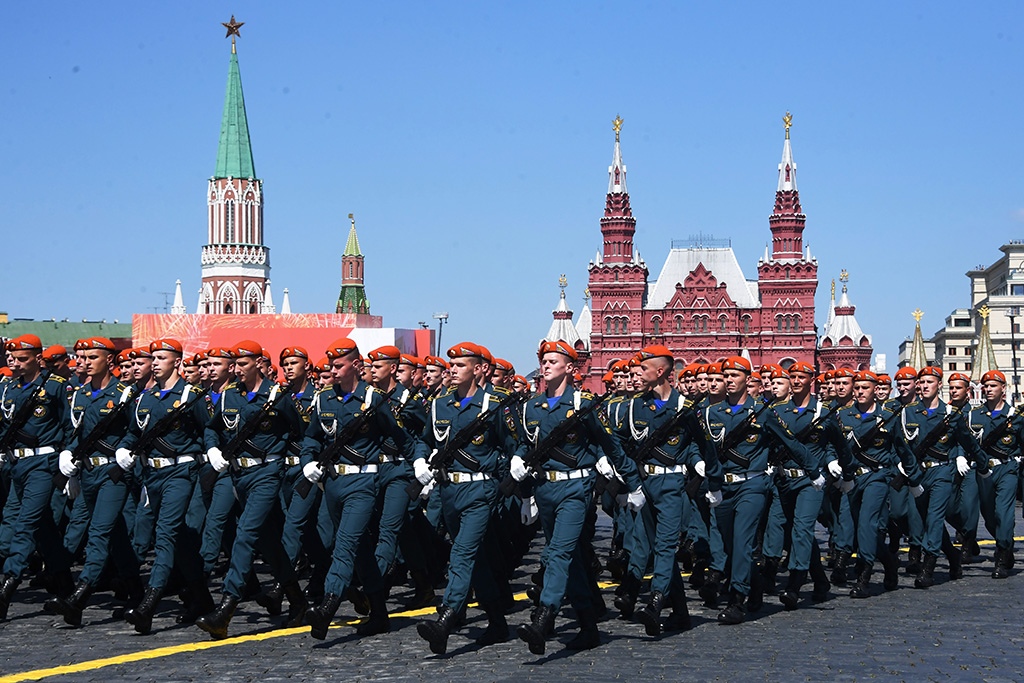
[225,382,239,391]
[439,386,457,399]
[369,386,386,396]
[491,385,511,396]
[116,382,130,392]
[189,383,205,393]
[769,399,787,408]
[580,391,595,400]
[48,375,67,384]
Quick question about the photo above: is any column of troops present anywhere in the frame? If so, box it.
[0,332,1018,656]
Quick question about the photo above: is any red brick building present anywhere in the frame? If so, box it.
[583,117,819,390]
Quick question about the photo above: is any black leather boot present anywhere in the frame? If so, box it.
[809,552,831,602]
[880,546,900,591]
[613,572,641,618]
[406,568,436,610]
[849,561,871,599]
[516,603,556,655]
[254,581,284,617]
[699,569,723,606]
[906,546,922,575]
[942,534,963,580]
[565,605,601,650]
[308,593,343,640]
[45,579,93,627]
[176,580,215,625]
[716,589,746,625]
[282,581,308,628]
[830,550,851,587]
[346,586,370,616]
[125,587,162,635]
[746,572,764,613]
[635,590,666,636]
[992,547,1011,579]
[355,591,391,636]
[417,604,459,655]
[914,553,937,589]
[760,556,780,595]
[663,589,691,632]
[195,594,239,640]
[0,575,18,621]
[475,601,510,646]
[779,569,806,610]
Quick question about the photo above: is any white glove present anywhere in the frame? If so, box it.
[207,447,229,473]
[811,474,826,491]
[509,455,529,482]
[766,465,776,477]
[705,489,723,508]
[595,455,615,479]
[955,456,970,476]
[413,457,433,485]
[911,484,925,498]
[58,450,78,477]
[840,478,855,493]
[897,462,907,477]
[520,496,539,525]
[303,462,324,483]
[827,459,843,479]
[418,478,436,499]
[115,447,136,471]
[626,487,647,511]
[694,460,706,478]
[63,475,81,500]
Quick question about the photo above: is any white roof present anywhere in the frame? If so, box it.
[821,287,871,346]
[778,137,797,192]
[575,299,592,351]
[647,247,760,310]
[608,139,627,194]
[544,291,582,347]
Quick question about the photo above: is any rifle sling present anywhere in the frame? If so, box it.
[548,446,579,468]
[721,447,751,468]
[152,437,178,458]
[452,448,481,471]
[648,445,678,467]
[13,428,39,448]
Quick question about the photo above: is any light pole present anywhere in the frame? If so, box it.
[1010,306,1020,404]
[433,312,449,356]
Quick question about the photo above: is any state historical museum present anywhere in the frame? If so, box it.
[583,116,818,389]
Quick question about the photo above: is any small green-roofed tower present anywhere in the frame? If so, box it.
[337,214,370,315]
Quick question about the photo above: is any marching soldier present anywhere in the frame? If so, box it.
[946,371,982,563]
[116,339,213,635]
[0,334,74,620]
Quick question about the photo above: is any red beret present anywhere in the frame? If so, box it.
[750,371,763,381]
[695,364,708,375]
[149,339,183,354]
[326,338,358,360]
[7,335,42,352]
[539,340,578,361]
[233,340,263,358]
[476,345,494,364]
[789,361,816,376]
[367,345,402,362]
[722,356,752,373]
[115,349,132,364]
[766,367,790,381]
[447,342,484,360]
[823,370,835,380]
[42,345,68,360]
[917,366,943,379]
[982,370,1007,384]
[854,370,879,384]
[877,374,892,385]
[0,367,11,377]
[638,345,674,362]
[612,360,629,372]
[832,368,855,379]
[513,374,529,386]
[128,347,153,359]
[706,362,723,375]
[604,371,615,383]
[493,358,514,372]
[87,338,116,352]
[280,346,308,361]
[207,347,234,359]
[314,357,331,372]
[947,372,971,384]
[424,355,449,369]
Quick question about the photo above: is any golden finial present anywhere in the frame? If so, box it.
[222,15,244,53]
[979,304,991,320]
[830,279,835,300]
[783,111,793,140]
[912,308,924,323]
[613,115,623,143]
[583,287,591,300]
[839,269,849,283]
[559,274,568,291]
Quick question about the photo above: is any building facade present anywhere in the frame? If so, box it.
[583,116,819,390]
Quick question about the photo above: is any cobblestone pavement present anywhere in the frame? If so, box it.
[2,514,1024,683]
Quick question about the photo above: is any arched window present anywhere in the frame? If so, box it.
[777,316,784,332]
[742,316,751,333]
[225,200,235,242]
[675,316,683,332]
[605,317,613,334]
[652,317,661,334]
[621,317,629,333]
[719,316,727,332]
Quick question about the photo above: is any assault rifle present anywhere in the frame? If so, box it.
[498,391,612,498]
[406,391,524,501]
[847,400,908,477]
[0,384,47,454]
[130,387,211,469]
[57,385,138,487]
[978,403,1024,452]
[295,400,379,499]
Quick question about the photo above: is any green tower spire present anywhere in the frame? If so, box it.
[214,45,256,179]
[337,213,370,315]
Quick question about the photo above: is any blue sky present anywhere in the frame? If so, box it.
[3,2,1022,372]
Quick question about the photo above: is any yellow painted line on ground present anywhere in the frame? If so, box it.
[3,535,1023,682]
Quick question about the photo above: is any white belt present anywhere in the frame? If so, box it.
[854,466,879,477]
[147,456,195,469]
[643,464,686,477]
[920,459,948,469]
[235,455,280,469]
[333,463,378,475]
[447,471,490,484]
[285,456,301,466]
[88,456,112,467]
[724,472,747,484]
[780,468,806,479]
[12,446,55,459]
[545,467,594,482]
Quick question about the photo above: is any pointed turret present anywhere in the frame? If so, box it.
[818,272,873,371]
[171,280,187,315]
[261,280,276,314]
[972,305,999,381]
[281,288,292,315]
[337,213,370,315]
[908,309,929,370]
[543,276,582,347]
[767,112,805,260]
[600,116,637,265]
[214,45,256,180]
[575,291,592,351]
